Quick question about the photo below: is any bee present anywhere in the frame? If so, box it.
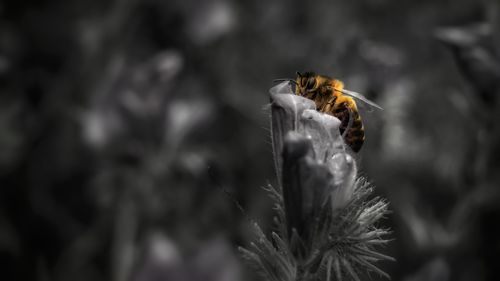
[276,71,383,152]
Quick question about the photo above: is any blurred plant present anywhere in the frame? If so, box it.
[434,22,500,106]
[133,234,241,281]
[240,82,393,281]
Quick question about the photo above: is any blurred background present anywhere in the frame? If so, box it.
[1,0,500,280]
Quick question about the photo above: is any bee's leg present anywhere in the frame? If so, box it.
[322,95,336,113]
[342,106,354,139]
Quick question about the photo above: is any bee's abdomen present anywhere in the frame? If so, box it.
[331,103,365,152]
[344,113,365,152]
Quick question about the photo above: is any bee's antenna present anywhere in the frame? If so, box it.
[296,71,303,77]
[273,78,298,85]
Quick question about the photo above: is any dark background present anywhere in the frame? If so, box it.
[1,0,500,280]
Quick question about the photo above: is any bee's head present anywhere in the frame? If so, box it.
[295,71,318,95]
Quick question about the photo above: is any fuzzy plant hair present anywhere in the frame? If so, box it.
[239,81,393,281]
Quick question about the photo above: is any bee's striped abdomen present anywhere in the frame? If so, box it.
[343,111,365,152]
[331,101,365,152]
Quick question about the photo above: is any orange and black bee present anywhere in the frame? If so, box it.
[276,71,383,152]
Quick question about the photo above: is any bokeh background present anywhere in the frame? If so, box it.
[1,0,500,280]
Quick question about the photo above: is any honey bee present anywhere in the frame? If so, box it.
[276,71,383,152]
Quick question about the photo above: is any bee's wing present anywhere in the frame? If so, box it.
[339,88,384,111]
